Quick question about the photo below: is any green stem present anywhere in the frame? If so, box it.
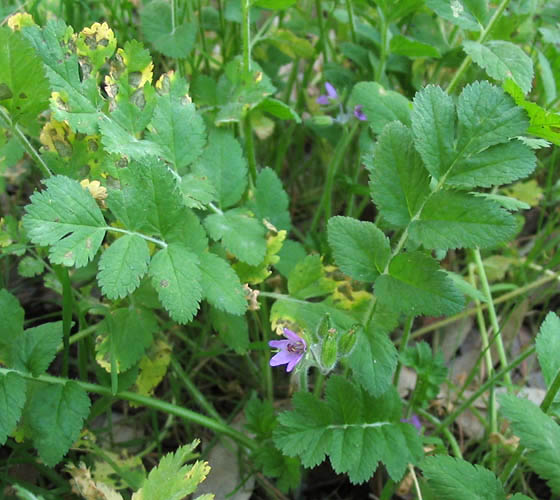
[315,0,328,63]
[473,248,512,390]
[446,0,512,94]
[241,0,251,77]
[244,114,257,186]
[0,367,256,451]
[106,227,168,248]
[345,0,357,44]
[53,266,73,378]
[375,8,389,82]
[393,315,413,387]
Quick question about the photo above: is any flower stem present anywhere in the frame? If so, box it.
[53,266,73,378]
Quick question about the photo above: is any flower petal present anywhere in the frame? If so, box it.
[316,95,329,105]
[286,353,304,372]
[325,82,338,100]
[269,350,296,367]
[269,340,290,349]
[353,105,367,121]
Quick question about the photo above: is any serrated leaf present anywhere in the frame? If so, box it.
[147,92,206,171]
[180,173,217,209]
[463,40,533,95]
[499,394,560,494]
[210,308,250,354]
[267,30,315,59]
[139,442,210,500]
[17,256,45,278]
[0,289,24,362]
[348,82,412,134]
[0,27,50,129]
[12,322,63,377]
[149,244,202,324]
[0,372,26,445]
[390,34,441,58]
[327,216,390,281]
[375,252,465,316]
[421,455,507,500]
[96,308,157,373]
[199,252,247,315]
[349,324,398,397]
[252,167,291,231]
[411,85,456,179]
[141,1,196,59]
[274,377,423,484]
[287,255,336,300]
[253,446,301,493]
[410,191,517,250]
[536,312,560,388]
[426,0,481,31]
[254,97,301,122]
[204,209,266,265]
[193,129,247,208]
[97,234,151,300]
[23,176,106,268]
[234,230,286,284]
[135,340,171,397]
[369,121,430,227]
[447,140,537,188]
[27,381,90,467]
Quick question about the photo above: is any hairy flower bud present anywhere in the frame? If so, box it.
[320,331,338,372]
[339,324,362,357]
[316,313,332,340]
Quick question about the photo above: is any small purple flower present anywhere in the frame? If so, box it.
[353,105,367,121]
[316,81,339,105]
[269,328,307,372]
[401,414,422,432]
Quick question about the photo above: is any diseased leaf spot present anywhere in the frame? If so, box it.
[85,238,92,249]
[64,251,74,259]
[160,279,169,288]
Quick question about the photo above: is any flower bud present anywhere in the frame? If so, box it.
[339,324,362,357]
[320,331,338,372]
[312,115,334,127]
[316,313,332,340]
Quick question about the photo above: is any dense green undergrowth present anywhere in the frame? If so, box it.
[1,0,560,499]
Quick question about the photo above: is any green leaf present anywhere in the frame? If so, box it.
[245,396,277,437]
[327,216,390,282]
[24,21,102,134]
[147,92,207,171]
[254,97,301,123]
[12,322,63,377]
[463,40,534,95]
[193,129,247,209]
[0,289,24,363]
[274,377,423,484]
[275,239,307,278]
[253,0,296,8]
[369,121,430,227]
[0,372,26,445]
[349,82,412,134]
[97,234,151,300]
[23,176,106,268]
[390,34,441,58]
[149,244,202,324]
[536,312,560,389]
[411,85,456,179]
[204,209,266,265]
[349,324,398,397]
[499,394,560,494]
[375,252,464,316]
[253,167,291,231]
[410,191,517,250]
[426,0,481,31]
[267,30,315,59]
[199,252,247,315]
[377,0,425,22]
[210,308,250,354]
[97,307,156,373]
[421,455,507,500]
[253,446,301,493]
[287,255,336,300]
[447,140,537,188]
[17,256,45,278]
[0,27,50,129]
[138,441,210,500]
[27,381,90,467]
[180,173,217,209]
[141,0,196,58]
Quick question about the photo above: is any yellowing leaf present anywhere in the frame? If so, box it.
[234,230,286,284]
[133,340,172,401]
[504,179,543,207]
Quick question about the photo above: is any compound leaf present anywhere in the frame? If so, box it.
[12,322,63,377]
[327,216,390,282]
[23,176,106,268]
[149,244,202,324]
[97,234,151,300]
[375,252,464,316]
[536,311,560,388]
[27,381,91,467]
[253,167,291,231]
[0,373,26,445]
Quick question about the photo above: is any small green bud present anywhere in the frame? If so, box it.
[316,313,332,340]
[312,115,334,127]
[339,324,362,356]
[320,331,338,372]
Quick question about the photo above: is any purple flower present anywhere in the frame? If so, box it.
[353,105,367,121]
[401,414,422,432]
[269,328,307,372]
[316,82,338,105]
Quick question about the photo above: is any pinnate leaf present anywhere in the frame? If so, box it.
[0,373,26,445]
[97,234,151,300]
[499,394,560,494]
[536,311,560,388]
[27,381,91,467]
[421,455,507,500]
[274,377,423,484]
[12,322,63,377]
[149,244,202,324]
[204,209,266,265]
[375,252,464,316]
[410,191,517,250]
[327,216,390,281]
[369,121,430,227]
[199,252,247,315]
[463,40,533,95]
[23,175,106,268]
[253,167,291,231]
